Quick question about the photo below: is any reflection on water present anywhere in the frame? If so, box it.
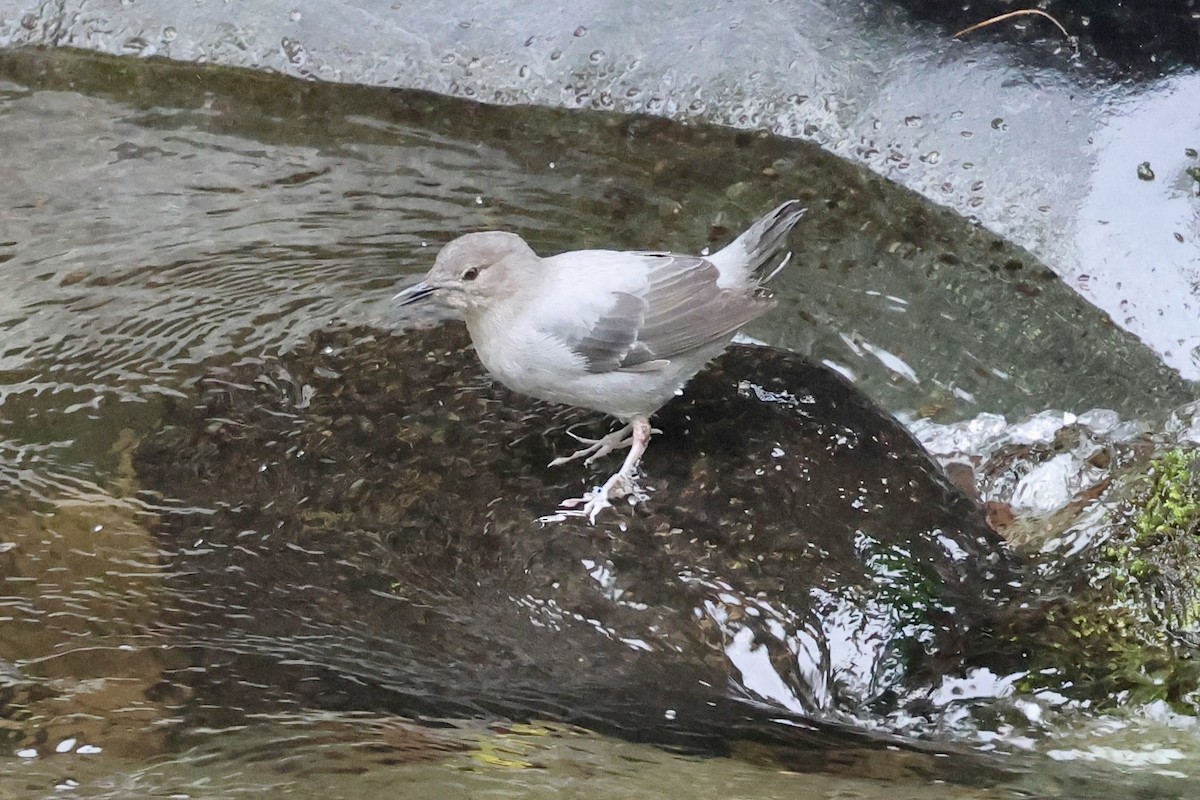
[4,715,1027,800]
[0,48,1197,799]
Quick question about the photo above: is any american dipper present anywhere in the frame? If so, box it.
[395,200,806,522]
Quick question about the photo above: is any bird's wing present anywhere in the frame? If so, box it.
[541,252,776,374]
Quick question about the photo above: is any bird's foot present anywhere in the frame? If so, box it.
[548,423,633,468]
[546,469,648,525]
[571,489,614,525]
[583,469,633,523]
[541,415,655,525]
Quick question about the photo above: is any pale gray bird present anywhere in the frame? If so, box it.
[395,200,806,522]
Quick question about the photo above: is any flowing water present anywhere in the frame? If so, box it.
[1,47,1198,798]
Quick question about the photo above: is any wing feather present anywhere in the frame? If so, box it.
[545,252,774,374]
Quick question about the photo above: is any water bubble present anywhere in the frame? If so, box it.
[549,49,562,61]
[574,25,589,37]
[589,49,605,63]
[162,26,177,42]
[289,9,301,22]
[518,64,530,79]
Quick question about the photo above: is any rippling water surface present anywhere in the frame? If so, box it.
[1,49,1197,799]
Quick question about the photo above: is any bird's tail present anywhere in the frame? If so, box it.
[709,199,806,287]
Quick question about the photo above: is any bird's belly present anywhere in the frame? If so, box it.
[470,321,725,420]
[516,369,684,420]
[465,321,710,419]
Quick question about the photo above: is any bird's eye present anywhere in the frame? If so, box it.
[462,267,480,281]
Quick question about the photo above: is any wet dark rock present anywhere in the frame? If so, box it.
[134,324,1019,755]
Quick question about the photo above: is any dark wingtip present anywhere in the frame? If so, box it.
[773,199,807,224]
[746,201,807,283]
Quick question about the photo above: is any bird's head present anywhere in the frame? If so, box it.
[393,231,538,314]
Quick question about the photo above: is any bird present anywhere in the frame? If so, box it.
[394,200,806,522]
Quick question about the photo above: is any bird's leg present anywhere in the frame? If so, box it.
[548,422,633,467]
[546,417,656,524]
[580,416,653,524]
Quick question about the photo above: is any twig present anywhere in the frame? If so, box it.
[953,9,1072,42]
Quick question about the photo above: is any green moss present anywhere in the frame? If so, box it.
[1134,448,1200,542]
[1010,447,1200,710]
[1092,448,1199,587]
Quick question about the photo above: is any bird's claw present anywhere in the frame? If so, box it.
[547,423,634,468]
[582,493,613,524]
[565,429,599,445]
[547,470,644,525]
[554,490,615,524]
[548,443,609,468]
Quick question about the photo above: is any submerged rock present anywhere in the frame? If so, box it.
[133,324,1017,751]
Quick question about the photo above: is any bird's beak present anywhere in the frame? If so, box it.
[393,280,436,306]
